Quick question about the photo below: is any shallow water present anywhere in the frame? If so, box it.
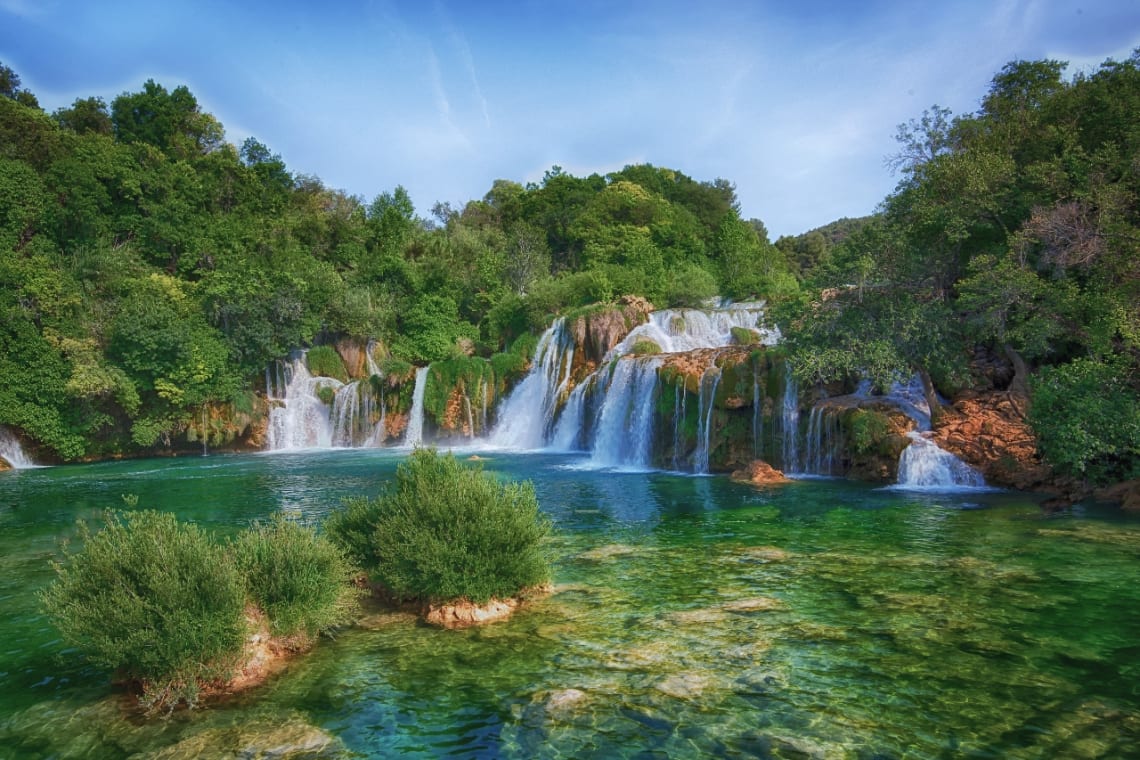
[1,450,1139,758]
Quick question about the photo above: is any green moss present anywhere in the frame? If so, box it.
[845,409,892,455]
[316,385,336,406]
[378,357,414,385]
[630,339,661,356]
[306,345,349,382]
[730,326,760,345]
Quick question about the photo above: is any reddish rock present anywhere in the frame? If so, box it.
[731,460,790,485]
[930,392,1051,490]
[335,338,367,379]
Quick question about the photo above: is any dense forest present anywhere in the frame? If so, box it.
[776,53,1140,488]
[1,52,1137,491]
[0,63,794,461]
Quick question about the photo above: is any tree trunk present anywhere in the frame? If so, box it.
[918,367,943,428]
[1002,343,1030,418]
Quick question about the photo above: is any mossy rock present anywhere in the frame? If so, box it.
[306,345,349,383]
[630,339,662,356]
[730,326,760,345]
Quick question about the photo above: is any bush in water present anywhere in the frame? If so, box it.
[40,510,247,710]
[232,515,361,644]
[326,448,551,604]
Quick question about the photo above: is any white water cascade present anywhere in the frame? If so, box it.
[609,302,776,357]
[0,427,37,469]
[403,366,430,448]
[493,302,775,471]
[896,432,987,489]
[488,319,575,449]
[780,370,800,473]
[691,366,723,474]
[588,357,663,469]
[266,355,342,450]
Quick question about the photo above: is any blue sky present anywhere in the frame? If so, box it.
[2,1,1138,238]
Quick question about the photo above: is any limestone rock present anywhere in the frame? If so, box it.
[930,392,1051,490]
[731,460,789,485]
[1095,479,1140,513]
[423,598,519,628]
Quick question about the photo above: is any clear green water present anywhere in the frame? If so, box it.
[1,450,1139,758]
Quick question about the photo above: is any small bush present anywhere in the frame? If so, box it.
[846,409,891,455]
[630,339,662,356]
[306,345,349,382]
[730,326,760,346]
[232,516,361,643]
[378,357,414,385]
[663,263,718,308]
[40,511,247,710]
[325,449,551,604]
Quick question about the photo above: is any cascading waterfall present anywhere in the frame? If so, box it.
[895,432,987,489]
[672,383,687,470]
[802,406,841,476]
[691,366,723,474]
[488,319,575,449]
[752,355,764,457]
[403,366,430,447]
[0,427,36,469]
[780,370,800,473]
[266,354,342,450]
[609,303,776,357]
[588,357,663,469]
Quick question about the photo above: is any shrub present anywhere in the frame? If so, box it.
[1029,357,1140,485]
[305,345,349,382]
[663,263,718,308]
[40,510,247,710]
[325,449,551,604]
[630,339,662,356]
[845,409,892,455]
[231,516,361,643]
[730,326,760,346]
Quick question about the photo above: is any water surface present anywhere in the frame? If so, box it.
[1,450,1138,758]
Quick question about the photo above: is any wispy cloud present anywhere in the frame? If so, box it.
[435,1,490,129]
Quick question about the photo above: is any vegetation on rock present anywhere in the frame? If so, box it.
[326,449,551,605]
[41,510,358,710]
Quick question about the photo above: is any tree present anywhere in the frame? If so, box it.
[53,97,113,135]
[886,104,955,176]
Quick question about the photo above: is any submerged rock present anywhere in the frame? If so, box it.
[148,713,340,759]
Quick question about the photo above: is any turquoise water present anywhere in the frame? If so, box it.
[1,450,1139,758]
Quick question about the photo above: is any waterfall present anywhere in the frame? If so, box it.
[802,406,840,476]
[266,354,342,450]
[895,432,987,489]
[672,382,687,470]
[402,366,430,447]
[488,319,575,449]
[609,303,776,357]
[691,366,722,474]
[330,381,362,447]
[780,370,800,473]
[0,427,37,469]
[549,378,590,451]
[752,356,764,457]
[588,357,662,469]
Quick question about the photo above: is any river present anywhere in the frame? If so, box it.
[1,449,1138,757]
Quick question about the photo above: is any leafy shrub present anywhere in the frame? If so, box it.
[325,449,551,603]
[730,326,760,345]
[306,345,348,382]
[40,510,247,710]
[232,516,360,642]
[1029,357,1140,485]
[663,263,718,308]
[378,356,414,385]
[490,350,528,383]
[630,339,662,356]
[845,409,892,455]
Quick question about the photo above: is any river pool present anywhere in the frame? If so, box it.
[1,449,1138,758]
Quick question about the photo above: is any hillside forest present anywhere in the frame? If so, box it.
[0,52,1137,490]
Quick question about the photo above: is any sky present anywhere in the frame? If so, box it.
[2,0,1139,238]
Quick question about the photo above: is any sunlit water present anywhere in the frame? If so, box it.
[1,450,1139,758]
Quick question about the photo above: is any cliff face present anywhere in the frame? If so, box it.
[931,392,1051,490]
[566,296,653,385]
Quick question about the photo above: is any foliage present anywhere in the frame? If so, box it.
[40,510,247,710]
[630,339,662,356]
[325,449,551,603]
[231,516,360,641]
[1029,358,1140,485]
[845,409,893,455]
[305,345,349,382]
